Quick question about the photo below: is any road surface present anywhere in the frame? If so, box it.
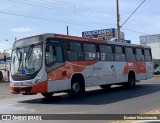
[0,76,160,123]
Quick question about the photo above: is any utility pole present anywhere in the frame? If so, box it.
[116,0,120,42]
[67,26,69,35]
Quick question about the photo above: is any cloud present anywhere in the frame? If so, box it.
[10,27,33,33]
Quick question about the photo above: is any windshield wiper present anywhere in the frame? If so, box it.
[25,44,34,61]
[17,49,23,73]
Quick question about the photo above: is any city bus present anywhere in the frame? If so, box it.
[10,33,154,97]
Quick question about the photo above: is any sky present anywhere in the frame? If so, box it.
[0,0,160,53]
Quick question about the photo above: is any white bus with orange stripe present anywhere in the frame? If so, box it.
[10,33,154,97]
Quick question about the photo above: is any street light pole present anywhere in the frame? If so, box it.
[116,0,120,42]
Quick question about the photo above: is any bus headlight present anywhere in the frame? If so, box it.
[35,74,43,84]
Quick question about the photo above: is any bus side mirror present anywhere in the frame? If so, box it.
[4,55,6,62]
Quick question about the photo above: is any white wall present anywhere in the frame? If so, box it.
[145,42,160,59]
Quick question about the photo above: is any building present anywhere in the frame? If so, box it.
[0,52,10,81]
[140,34,160,60]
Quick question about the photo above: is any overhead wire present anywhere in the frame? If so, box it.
[7,0,116,20]
[1,0,160,37]
[7,0,160,32]
[0,10,115,28]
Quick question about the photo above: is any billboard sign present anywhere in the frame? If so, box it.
[82,28,124,41]
[140,34,160,44]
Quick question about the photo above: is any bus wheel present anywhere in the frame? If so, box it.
[68,80,84,97]
[41,92,54,98]
[123,74,135,88]
[0,71,3,82]
[100,84,111,89]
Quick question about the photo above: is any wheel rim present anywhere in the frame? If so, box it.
[129,77,135,86]
[72,83,80,92]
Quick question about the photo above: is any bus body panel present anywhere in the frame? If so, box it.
[146,62,154,79]
[48,79,70,92]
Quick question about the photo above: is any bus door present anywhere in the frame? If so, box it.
[45,39,67,92]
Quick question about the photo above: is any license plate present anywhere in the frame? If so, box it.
[20,90,25,94]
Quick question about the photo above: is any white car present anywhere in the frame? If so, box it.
[154,67,160,74]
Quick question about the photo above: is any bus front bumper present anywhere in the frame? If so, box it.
[10,81,48,94]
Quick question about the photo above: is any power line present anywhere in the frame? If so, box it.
[0,9,159,37]
[7,0,116,20]
[0,10,114,28]
[7,0,160,31]
[121,28,148,35]
[2,0,160,38]
[121,0,146,28]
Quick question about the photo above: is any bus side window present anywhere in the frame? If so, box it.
[136,48,145,61]
[99,45,114,61]
[144,49,152,62]
[46,45,63,66]
[67,42,83,61]
[114,46,125,61]
[46,45,56,66]
[125,47,136,61]
[83,43,100,61]
[55,46,63,62]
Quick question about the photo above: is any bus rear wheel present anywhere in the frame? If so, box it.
[0,71,3,82]
[123,73,135,88]
[100,84,111,89]
[41,92,54,98]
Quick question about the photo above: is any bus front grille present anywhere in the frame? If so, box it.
[14,87,32,93]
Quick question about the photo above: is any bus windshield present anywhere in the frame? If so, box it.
[11,43,43,76]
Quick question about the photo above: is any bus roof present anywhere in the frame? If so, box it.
[16,33,151,49]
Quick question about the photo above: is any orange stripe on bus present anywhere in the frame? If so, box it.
[54,34,107,44]
[123,62,147,74]
[48,61,97,80]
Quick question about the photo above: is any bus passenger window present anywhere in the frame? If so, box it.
[144,49,152,62]
[136,48,145,61]
[125,47,136,61]
[46,45,63,66]
[99,45,114,61]
[83,43,100,61]
[46,45,56,65]
[67,42,83,61]
[114,46,125,61]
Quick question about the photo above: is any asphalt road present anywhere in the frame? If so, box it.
[0,76,160,123]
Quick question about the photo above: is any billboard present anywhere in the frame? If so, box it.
[140,34,160,44]
[82,28,124,41]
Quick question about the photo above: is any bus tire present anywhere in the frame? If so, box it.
[0,71,3,82]
[123,73,135,88]
[100,84,111,89]
[68,75,85,97]
[41,92,54,98]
